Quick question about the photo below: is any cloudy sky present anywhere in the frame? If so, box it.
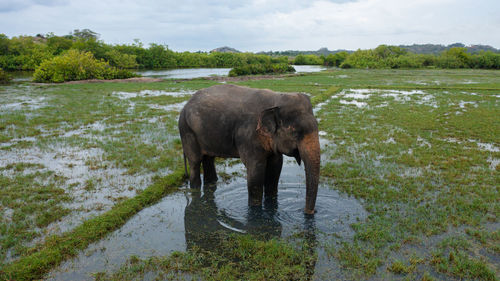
[1,0,499,52]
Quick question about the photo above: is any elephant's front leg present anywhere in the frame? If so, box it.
[245,158,267,206]
[264,154,283,199]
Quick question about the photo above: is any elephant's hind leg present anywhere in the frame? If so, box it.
[181,131,202,188]
[202,156,218,185]
[264,154,283,199]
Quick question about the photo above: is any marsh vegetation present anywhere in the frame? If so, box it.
[0,69,498,280]
[2,30,500,83]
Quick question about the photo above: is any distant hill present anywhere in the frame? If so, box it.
[258,47,352,57]
[398,43,500,54]
[257,44,499,56]
[210,46,241,53]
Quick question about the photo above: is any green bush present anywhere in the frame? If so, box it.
[33,49,135,83]
[228,63,295,77]
[293,54,323,65]
[104,49,138,69]
[341,49,380,69]
[324,52,348,67]
[470,51,500,69]
[0,67,12,84]
[436,48,471,68]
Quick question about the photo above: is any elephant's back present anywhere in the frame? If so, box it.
[187,84,276,113]
[182,85,271,157]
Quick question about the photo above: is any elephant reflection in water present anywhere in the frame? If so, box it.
[184,183,282,251]
[183,183,318,278]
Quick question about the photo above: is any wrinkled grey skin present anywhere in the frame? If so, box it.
[178,84,320,214]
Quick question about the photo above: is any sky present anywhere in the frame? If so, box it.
[1,0,499,52]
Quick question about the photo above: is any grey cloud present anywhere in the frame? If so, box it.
[0,0,499,51]
[0,0,65,13]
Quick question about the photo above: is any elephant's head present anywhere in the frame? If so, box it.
[256,93,320,215]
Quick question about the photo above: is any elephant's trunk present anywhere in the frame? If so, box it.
[298,131,320,215]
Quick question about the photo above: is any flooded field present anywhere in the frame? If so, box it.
[47,160,367,280]
[1,69,499,280]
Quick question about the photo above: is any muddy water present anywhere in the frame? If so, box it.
[47,157,367,280]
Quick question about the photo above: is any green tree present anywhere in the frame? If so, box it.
[46,33,74,55]
[470,51,500,69]
[72,38,111,61]
[437,47,471,68]
[104,49,138,69]
[71,29,100,41]
[294,54,323,65]
[0,34,9,55]
[324,52,348,67]
[139,43,177,68]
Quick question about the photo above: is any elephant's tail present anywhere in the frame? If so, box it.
[183,152,188,177]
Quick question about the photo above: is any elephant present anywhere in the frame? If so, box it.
[178,84,320,214]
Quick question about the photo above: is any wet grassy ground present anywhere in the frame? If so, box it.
[0,69,499,280]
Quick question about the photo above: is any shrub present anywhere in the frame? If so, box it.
[470,51,500,69]
[0,67,12,84]
[293,54,323,65]
[228,63,295,77]
[324,52,348,67]
[436,47,471,68]
[341,49,381,69]
[104,49,138,69]
[33,49,135,83]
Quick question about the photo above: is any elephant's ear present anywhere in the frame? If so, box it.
[257,107,280,135]
[256,107,280,152]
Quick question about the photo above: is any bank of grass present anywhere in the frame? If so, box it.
[0,163,71,262]
[429,236,498,281]
[237,69,499,279]
[1,69,499,280]
[0,169,186,280]
[0,80,215,279]
[0,68,11,84]
[94,234,315,281]
[228,63,295,77]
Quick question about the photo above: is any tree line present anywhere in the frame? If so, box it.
[295,45,500,69]
[1,30,499,75]
[0,30,287,71]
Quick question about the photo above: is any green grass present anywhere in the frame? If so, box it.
[94,234,315,281]
[237,69,499,279]
[430,236,497,281]
[0,169,186,281]
[1,69,499,280]
[0,163,71,261]
[0,79,213,279]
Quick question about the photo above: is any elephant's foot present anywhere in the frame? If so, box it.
[248,196,262,206]
[203,174,218,185]
[248,186,263,206]
[190,179,201,189]
[264,185,278,199]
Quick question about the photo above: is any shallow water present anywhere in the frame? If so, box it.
[5,66,325,82]
[46,158,367,280]
[134,65,325,79]
[292,65,327,73]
